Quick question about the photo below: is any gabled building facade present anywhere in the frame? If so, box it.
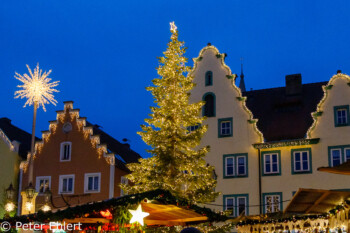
[19,101,141,214]
[0,117,33,218]
[190,44,350,216]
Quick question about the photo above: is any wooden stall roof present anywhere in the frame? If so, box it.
[142,202,207,226]
[318,161,350,175]
[63,202,208,226]
[284,188,350,214]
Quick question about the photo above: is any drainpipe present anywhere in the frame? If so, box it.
[258,148,262,214]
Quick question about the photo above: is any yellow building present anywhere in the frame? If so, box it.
[0,118,33,218]
[190,44,350,216]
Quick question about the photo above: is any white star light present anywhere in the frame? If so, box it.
[128,204,150,226]
[170,21,177,33]
[14,63,59,112]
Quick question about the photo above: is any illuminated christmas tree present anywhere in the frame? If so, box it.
[121,22,218,203]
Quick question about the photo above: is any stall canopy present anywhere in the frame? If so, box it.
[318,161,350,175]
[284,188,350,214]
[1,189,225,226]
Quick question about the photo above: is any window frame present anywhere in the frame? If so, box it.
[291,148,312,174]
[59,174,75,194]
[60,141,72,162]
[261,151,281,176]
[187,124,200,133]
[84,173,101,193]
[223,153,248,178]
[334,105,350,127]
[328,145,350,167]
[345,148,350,162]
[262,192,283,214]
[218,118,233,138]
[35,176,51,195]
[205,71,213,86]
[223,194,249,217]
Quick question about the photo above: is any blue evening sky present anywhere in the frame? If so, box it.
[1,1,349,157]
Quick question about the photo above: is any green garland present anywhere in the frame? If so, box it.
[237,199,350,227]
[0,189,227,224]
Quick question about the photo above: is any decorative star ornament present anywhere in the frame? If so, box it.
[129,204,150,226]
[170,21,177,33]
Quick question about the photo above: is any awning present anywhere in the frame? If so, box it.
[63,203,208,226]
[318,161,350,175]
[142,203,207,226]
[284,188,350,214]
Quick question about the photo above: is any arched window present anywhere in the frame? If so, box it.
[205,71,213,86]
[202,92,216,117]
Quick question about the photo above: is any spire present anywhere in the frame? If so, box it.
[239,58,246,92]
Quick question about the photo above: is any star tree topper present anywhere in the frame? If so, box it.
[170,21,177,33]
[128,204,150,226]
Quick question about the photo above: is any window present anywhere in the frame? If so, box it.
[225,197,234,217]
[205,71,213,86]
[263,193,282,214]
[84,173,101,193]
[60,142,72,161]
[218,118,233,137]
[328,145,350,166]
[346,148,350,162]
[334,105,350,127]
[36,176,51,194]
[202,93,215,117]
[59,175,75,194]
[223,194,249,217]
[331,148,342,167]
[120,176,128,196]
[223,154,248,178]
[262,151,281,176]
[291,148,312,174]
[187,124,200,133]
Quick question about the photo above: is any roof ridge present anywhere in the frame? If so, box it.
[245,81,328,93]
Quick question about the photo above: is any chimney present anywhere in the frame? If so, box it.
[285,74,302,96]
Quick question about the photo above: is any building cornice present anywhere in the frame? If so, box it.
[253,138,320,149]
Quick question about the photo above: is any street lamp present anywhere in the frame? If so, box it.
[44,188,52,203]
[5,183,15,212]
[24,183,36,200]
[15,64,59,215]
[5,183,15,200]
[14,64,59,185]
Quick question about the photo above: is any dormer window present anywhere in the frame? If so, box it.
[60,142,72,161]
[205,71,213,86]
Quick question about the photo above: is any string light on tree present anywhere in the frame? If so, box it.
[121,22,218,203]
[128,205,149,226]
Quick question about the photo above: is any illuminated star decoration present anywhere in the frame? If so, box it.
[128,204,150,226]
[14,63,59,112]
[170,21,177,33]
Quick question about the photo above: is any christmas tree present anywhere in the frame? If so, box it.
[121,22,218,203]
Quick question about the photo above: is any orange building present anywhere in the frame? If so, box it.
[19,101,141,214]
